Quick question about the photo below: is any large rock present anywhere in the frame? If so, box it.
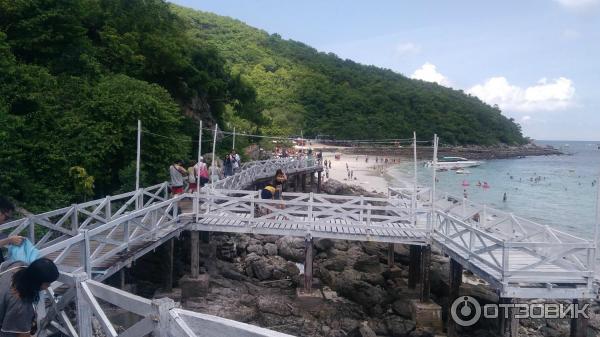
[385,315,416,337]
[322,179,383,197]
[314,238,334,251]
[264,243,278,256]
[247,244,266,255]
[321,257,347,272]
[353,254,382,273]
[334,270,387,315]
[257,296,293,316]
[245,253,273,280]
[276,236,305,262]
[347,322,378,337]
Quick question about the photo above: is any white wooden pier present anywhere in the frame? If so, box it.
[2,156,598,337]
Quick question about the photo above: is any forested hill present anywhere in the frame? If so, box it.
[172,6,526,145]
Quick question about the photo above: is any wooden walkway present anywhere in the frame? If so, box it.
[3,157,599,337]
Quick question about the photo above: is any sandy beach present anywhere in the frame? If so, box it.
[320,152,412,194]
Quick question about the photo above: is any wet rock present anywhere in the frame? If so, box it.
[353,254,382,273]
[276,236,305,262]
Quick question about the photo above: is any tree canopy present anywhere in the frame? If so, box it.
[1,0,526,211]
[173,6,526,145]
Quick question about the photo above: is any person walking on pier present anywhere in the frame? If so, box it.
[169,160,187,196]
[274,169,287,210]
[0,197,25,264]
[0,257,59,336]
[197,157,209,187]
[187,160,198,193]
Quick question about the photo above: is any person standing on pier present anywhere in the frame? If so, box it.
[0,257,59,336]
[0,197,25,264]
[274,169,287,210]
[169,159,187,196]
[187,160,198,193]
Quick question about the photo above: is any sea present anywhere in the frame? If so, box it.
[389,141,600,237]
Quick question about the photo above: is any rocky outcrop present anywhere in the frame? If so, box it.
[275,236,305,262]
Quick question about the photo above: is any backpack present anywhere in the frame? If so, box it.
[199,163,209,178]
[8,239,40,264]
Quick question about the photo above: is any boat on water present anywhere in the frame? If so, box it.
[456,169,471,174]
[425,156,482,169]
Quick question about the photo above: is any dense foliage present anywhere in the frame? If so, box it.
[173,6,526,145]
[1,1,526,211]
[0,0,258,211]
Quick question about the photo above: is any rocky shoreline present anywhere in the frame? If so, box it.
[120,179,599,337]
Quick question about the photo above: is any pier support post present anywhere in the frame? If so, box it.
[75,273,93,337]
[447,259,463,337]
[570,299,588,337]
[409,245,422,289]
[302,174,307,193]
[164,239,174,292]
[499,298,519,337]
[294,175,300,192]
[120,268,126,290]
[420,245,431,302]
[387,243,395,269]
[304,237,313,292]
[317,171,322,193]
[191,231,200,278]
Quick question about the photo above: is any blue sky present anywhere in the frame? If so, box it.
[172,0,600,141]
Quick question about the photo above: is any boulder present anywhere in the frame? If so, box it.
[257,296,292,316]
[392,299,413,318]
[321,257,347,272]
[247,244,266,255]
[353,255,382,274]
[334,240,349,251]
[347,322,377,337]
[335,270,387,315]
[314,238,334,251]
[264,243,278,256]
[276,236,305,262]
[385,315,416,337]
[245,253,273,280]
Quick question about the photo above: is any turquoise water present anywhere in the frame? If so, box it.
[389,141,600,236]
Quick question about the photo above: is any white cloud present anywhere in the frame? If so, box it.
[411,62,450,86]
[554,0,600,10]
[468,77,575,112]
[395,42,421,56]
[521,115,532,122]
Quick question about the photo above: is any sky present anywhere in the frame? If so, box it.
[171,0,600,141]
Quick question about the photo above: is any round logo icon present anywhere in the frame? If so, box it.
[450,296,481,327]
